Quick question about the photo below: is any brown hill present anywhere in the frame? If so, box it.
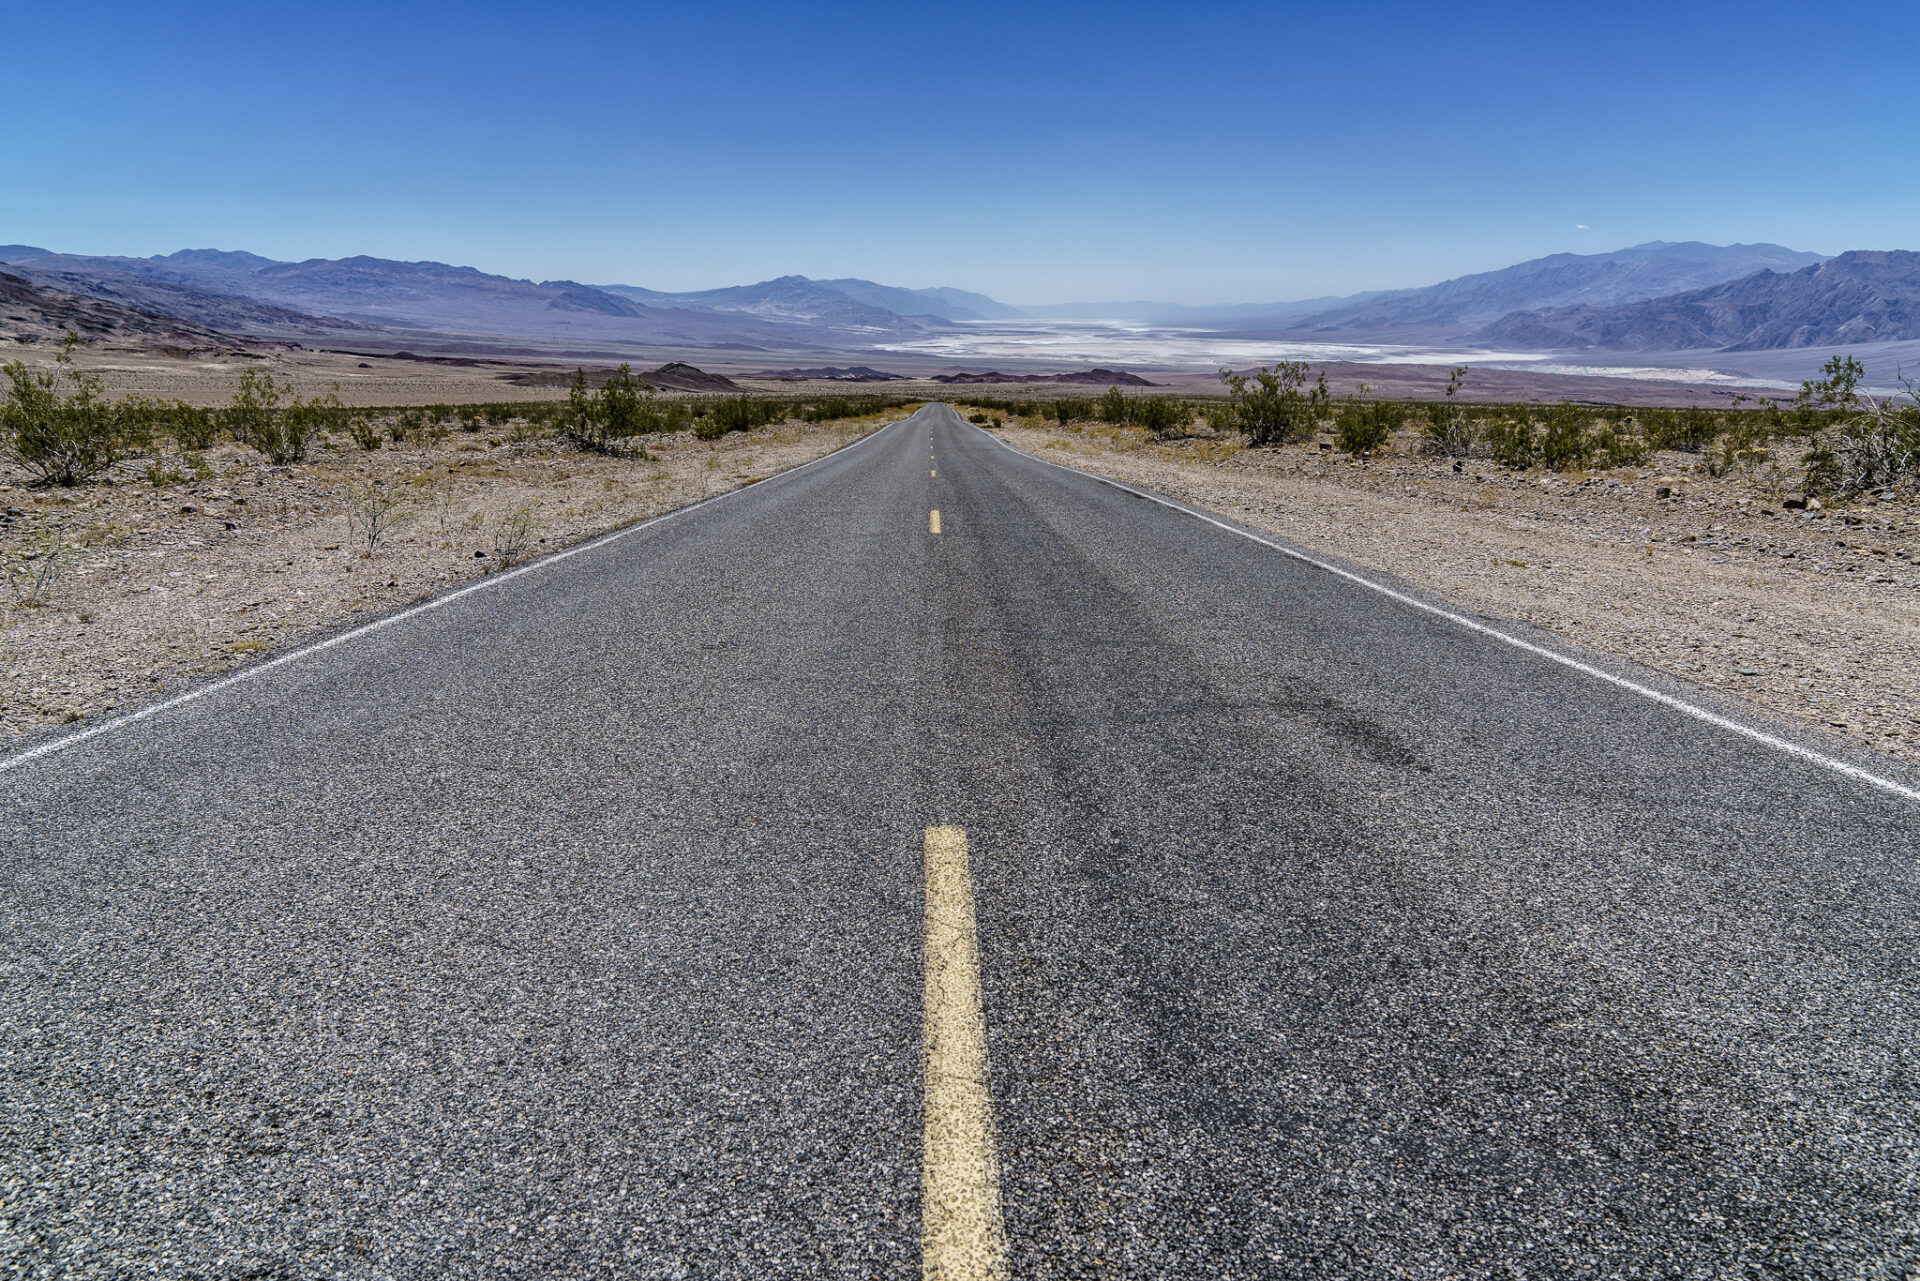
[504,362,741,392]
[0,270,255,351]
[930,368,1156,386]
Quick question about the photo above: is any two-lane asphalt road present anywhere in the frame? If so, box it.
[5,404,1917,1279]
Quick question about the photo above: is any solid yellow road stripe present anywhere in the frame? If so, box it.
[931,510,942,534]
[922,826,1006,1281]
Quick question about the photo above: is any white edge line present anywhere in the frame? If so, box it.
[970,417,1920,807]
[0,414,917,775]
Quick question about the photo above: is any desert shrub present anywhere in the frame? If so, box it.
[3,524,74,605]
[1538,404,1595,470]
[598,364,655,438]
[1644,406,1719,453]
[347,411,383,451]
[958,396,1042,421]
[284,390,346,454]
[568,366,674,452]
[1218,362,1328,446]
[490,504,536,568]
[390,410,427,446]
[1334,399,1404,457]
[343,477,417,551]
[1483,415,1537,469]
[1801,444,1841,496]
[1593,424,1649,467]
[1795,355,1920,496]
[165,401,219,450]
[224,370,315,463]
[1133,396,1189,439]
[2,342,150,486]
[1708,417,1770,478]
[1086,391,1190,437]
[145,459,188,487]
[1048,396,1096,425]
[1422,366,1475,456]
[698,395,783,439]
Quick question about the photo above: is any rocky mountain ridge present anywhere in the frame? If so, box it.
[1476,250,1920,352]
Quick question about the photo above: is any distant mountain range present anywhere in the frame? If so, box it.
[1283,242,1829,332]
[0,248,997,351]
[1010,244,1828,331]
[2,241,1917,360]
[1474,250,1920,352]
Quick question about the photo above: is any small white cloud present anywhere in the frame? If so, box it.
[1575,223,1590,230]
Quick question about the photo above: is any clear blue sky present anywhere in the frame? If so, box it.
[4,0,1913,304]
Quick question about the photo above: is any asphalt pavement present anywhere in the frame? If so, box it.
[5,403,1917,1279]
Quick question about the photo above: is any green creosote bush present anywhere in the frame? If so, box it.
[1219,362,1329,446]
[695,395,782,440]
[1,335,151,486]
[1483,414,1537,469]
[1592,423,1649,467]
[1132,396,1189,439]
[347,410,383,451]
[1050,396,1096,425]
[1537,403,1596,470]
[1641,406,1719,453]
[165,401,220,451]
[1333,397,1405,457]
[224,370,325,464]
[566,365,660,456]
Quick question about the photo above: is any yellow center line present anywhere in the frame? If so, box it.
[922,826,1006,1281]
[931,510,942,534]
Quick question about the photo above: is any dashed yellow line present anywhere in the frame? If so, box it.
[931,510,942,534]
[921,826,1006,1281]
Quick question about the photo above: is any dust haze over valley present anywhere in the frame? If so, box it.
[7,239,1920,396]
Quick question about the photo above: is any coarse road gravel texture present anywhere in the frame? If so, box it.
[4,404,1918,1280]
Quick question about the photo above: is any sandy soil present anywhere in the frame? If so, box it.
[1,412,910,746]
[998,420,1920,766]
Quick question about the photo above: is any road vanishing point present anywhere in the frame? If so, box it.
[5,404,1918,1279]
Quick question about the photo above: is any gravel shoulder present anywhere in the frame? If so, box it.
[1,412,909,746]
[996,420,1920,766]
